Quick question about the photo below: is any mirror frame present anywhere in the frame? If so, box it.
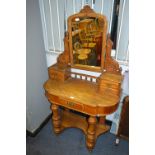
[68,5,107,72]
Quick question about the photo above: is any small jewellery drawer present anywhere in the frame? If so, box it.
[49,95,83,111]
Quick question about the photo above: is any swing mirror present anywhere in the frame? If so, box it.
[68,6,107,72]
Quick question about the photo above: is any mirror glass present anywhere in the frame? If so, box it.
[71,17,104,67]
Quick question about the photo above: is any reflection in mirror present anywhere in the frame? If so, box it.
[72,17,104,67]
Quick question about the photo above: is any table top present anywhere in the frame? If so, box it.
[44,78,120,115]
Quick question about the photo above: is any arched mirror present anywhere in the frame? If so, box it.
[68,6,107,72]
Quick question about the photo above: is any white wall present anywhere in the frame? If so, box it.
[26,0,51,133]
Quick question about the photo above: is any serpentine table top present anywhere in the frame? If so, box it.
[44,78,120,116]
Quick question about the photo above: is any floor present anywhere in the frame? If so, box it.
[27,119,129,155]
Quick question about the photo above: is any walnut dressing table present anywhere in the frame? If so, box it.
[44,6,123,151]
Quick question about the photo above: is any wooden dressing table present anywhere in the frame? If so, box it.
[44,6,123,151]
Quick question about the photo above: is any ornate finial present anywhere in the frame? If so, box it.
[80,5,95,14]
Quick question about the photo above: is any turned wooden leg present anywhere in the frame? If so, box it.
[51,104,61,134]
[99,116,106,124]
[86,116,97,151]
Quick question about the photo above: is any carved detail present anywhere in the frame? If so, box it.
[57,32,70,69]
[104,34,121,74]
[79,5,95,14]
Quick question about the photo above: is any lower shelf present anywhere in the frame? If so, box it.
[58,110,110,139]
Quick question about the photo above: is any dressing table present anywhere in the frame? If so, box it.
[44,5,123,151]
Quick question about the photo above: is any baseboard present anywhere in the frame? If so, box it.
[26,113,52,137]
